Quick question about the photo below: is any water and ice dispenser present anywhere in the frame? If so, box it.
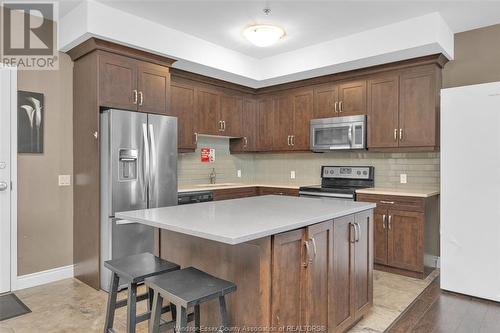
[118,149,138,181]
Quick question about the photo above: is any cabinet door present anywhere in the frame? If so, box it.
[196,88,220,135]
[399,69,437,147]
[272,229,306,327]
[99,52,138,110]
[304,221,333,329]
[313,84,338,118]
[338,80,366,116]
[230,98,258,152]
[137,61,170,114]
[373,208,388,265]
[220,94,243,137]
[332,215,356,332]
[367,76,399,148]
[274,94,294,151]
[257,97,275,151]
[170,82,196,151]
[387,210,424,272]
[292,89,313,150]
[354,210,373,318]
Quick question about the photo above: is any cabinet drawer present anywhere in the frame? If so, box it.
[212,187,258,201]
[356,193,424,212]
[258,187,299,197]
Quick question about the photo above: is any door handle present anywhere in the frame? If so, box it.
[139,91,144,106]
[194,132,198,144]
[355,223,362,242]
[349,223,356,243]
[291,135,295,146]
[380,200,395,204]
[218,121,222,131]
[133,90,138,104]
[334,101,338,113]
[310,238,317,261]
[287,135,291,146]
[394,128,398,141]
[223,120,226,131]
[148,124,157,207]
[399,128,403,141]
[0,181,8,191]
[303,240,311,267]
[339,101,343,112]
[382,214,386,229]
[388,215,392,230]
[142,123,150,202]
[243,137,248,147]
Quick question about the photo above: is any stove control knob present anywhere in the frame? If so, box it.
[363,171,367,175]
[357,171,361,175]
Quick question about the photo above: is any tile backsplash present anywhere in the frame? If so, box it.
[178,136,440,189]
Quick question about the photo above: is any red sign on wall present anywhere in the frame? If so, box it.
[200,147,215,163]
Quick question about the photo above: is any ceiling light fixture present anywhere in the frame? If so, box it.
[243,8,285,47]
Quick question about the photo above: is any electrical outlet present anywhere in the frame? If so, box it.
[58,175,71,186]
[400,174,407,184]
[290,171,296,179]
[237,170,242,178]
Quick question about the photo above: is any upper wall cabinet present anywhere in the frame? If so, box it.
[230,98,258,152]
[257,96,276,151]
[99,52,171,114]
[170,81,196,151]
[313,80,366,119]
[367,65,441,150]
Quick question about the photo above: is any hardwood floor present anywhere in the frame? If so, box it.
[387,278,500,333]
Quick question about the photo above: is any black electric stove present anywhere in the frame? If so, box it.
[299,166,374,200]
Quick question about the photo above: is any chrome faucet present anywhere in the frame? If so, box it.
[209,168,216,184]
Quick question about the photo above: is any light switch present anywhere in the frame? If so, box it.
[290,171,296,179]
[59,175,71,186]
[400,174,407,184]
[237,170,242,178]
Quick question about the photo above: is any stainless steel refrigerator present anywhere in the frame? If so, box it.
[100,109,177,291]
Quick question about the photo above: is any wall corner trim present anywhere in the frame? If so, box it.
[14,265,75,291]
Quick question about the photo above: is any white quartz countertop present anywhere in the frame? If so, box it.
[178,183,301,193]
[116,195,376,245]
[356,187,439,198]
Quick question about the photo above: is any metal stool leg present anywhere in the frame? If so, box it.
[149,291,163,333]
[176,306,188,333]
[218,296,228,331]
[194,304,200,333]
[104,272,119,333]
[127,283,138,333]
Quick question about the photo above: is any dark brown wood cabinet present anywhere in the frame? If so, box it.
[257,96,276,151]
[274,94,294,151]
[356,193,439,279]
[98,51,170,114]
[230,98,258,152]
[367,66,440,150]
[196,88,220,135]
[292,89,314,150]
[170,82,196,151]
[313,84,338,119]
[367,76,399,148]
[337,80,367,117]
[271,211,373,332]
[219,94,243,137]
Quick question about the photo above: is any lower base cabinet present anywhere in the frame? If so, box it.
[271,210,373,333]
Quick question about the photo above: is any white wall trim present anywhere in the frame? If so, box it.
[424,254,441,269]
[15,265,74,290]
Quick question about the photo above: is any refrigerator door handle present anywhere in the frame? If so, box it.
[148,123,157,207]
[142,123,150,203]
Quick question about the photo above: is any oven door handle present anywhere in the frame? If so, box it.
[299,191,354,199]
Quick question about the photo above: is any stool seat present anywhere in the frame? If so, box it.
[146,267,236,308]
[104,252,180,283]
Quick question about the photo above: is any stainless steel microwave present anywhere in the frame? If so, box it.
[310,115,366,151]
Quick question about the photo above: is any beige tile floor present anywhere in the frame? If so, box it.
[0,269,438,333]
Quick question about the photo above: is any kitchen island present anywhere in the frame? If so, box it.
[117,195,376,333]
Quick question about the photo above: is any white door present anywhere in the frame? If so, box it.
[0,65,14,293]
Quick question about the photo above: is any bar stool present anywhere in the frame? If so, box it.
[103,252,180,333]
[146,267,237,333]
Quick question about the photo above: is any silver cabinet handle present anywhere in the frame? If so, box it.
[243,137,248,147]
[350,223,356,243]
[388,215,392,230]
[139,91,144,106]
[194,132,198,144]
[0,181,8,191]
[355,223,361,242]
[133,89,138,104]
[399,128,403,141]
[287,135,291,146]
[334,101,338,113]
[394,128,397,141]
[339,101,343,112]
[93,131,98,140]
[218,121,222,132]
[380,200,395,204]
[223,120,226,131]
[309,238,318,263]
[303,240,311,267]
[382,214,386,229]
[291,135,295,146]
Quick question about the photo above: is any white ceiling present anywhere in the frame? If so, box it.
[58,0,500,59]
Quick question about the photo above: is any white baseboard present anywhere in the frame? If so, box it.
[14,264,74,290]
[424,255,441,269]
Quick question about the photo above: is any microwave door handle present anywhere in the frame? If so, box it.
[348,126,353,147]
